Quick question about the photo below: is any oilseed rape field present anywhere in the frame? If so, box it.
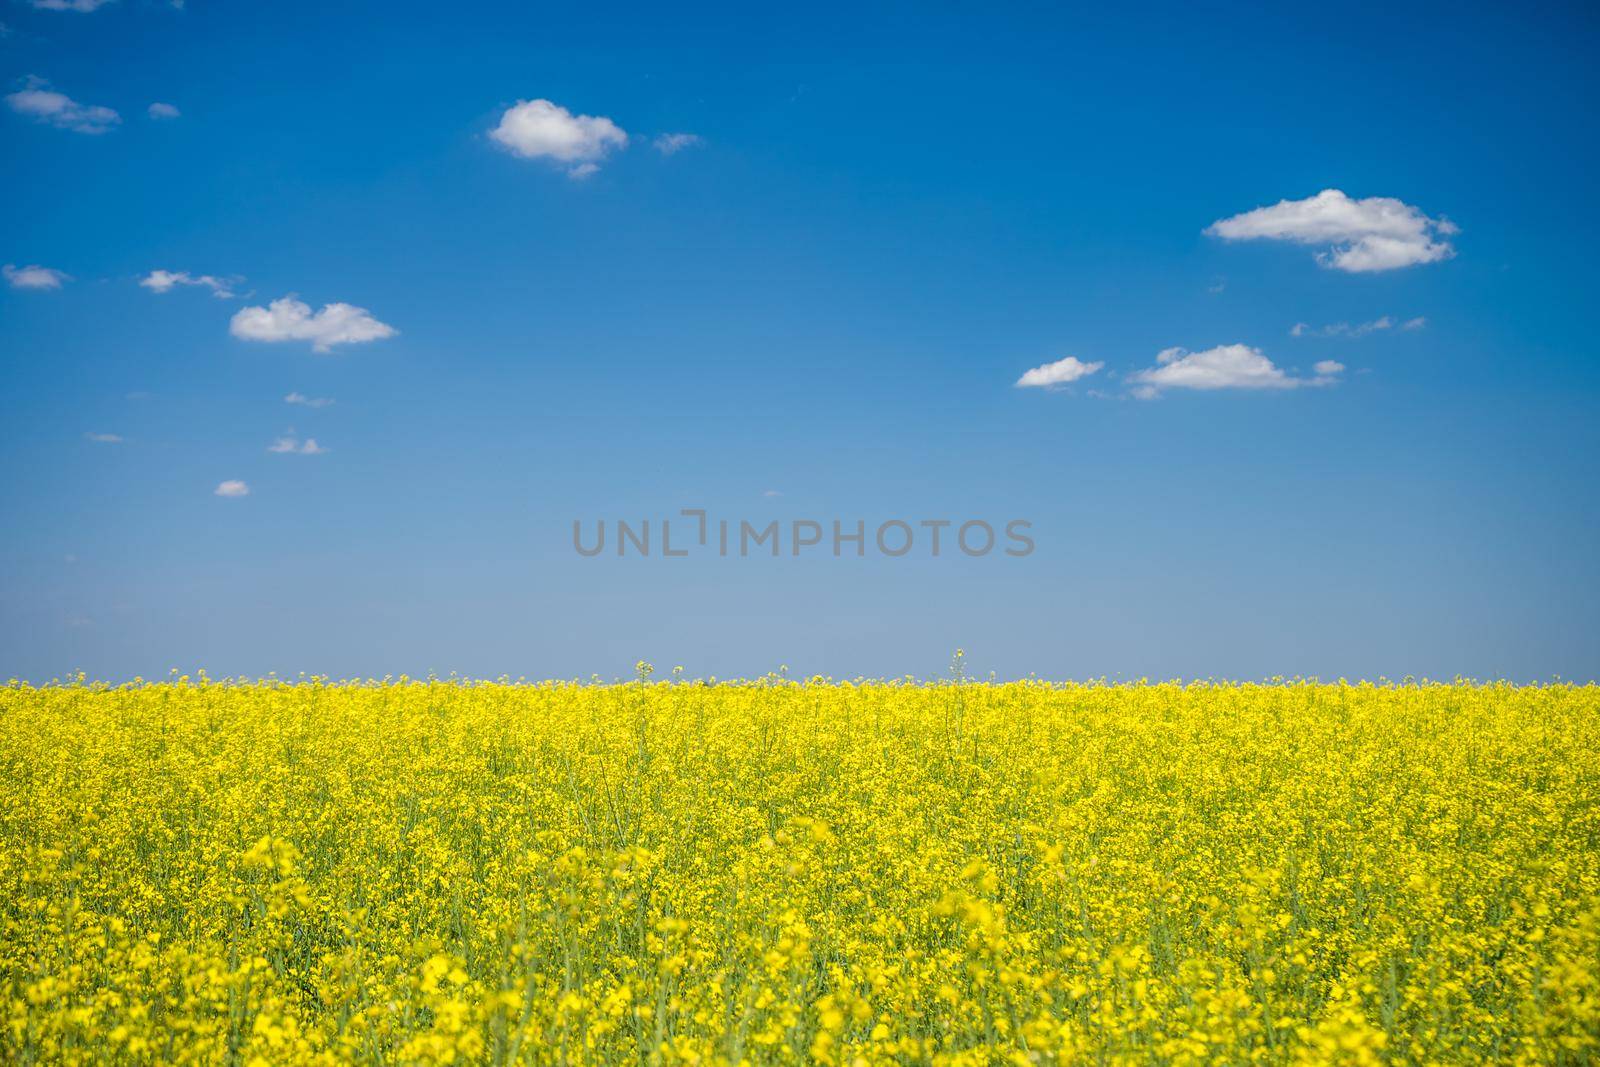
[2,678,1598,1065]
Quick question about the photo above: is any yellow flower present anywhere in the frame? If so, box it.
[0,676,1594,1063]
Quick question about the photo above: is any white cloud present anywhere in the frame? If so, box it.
[1015,355,1104,389]
[5,79,120,134]
[763,489,782,498]
[29,0,114,10]
[214,480,249,497]
[1313,360,1345,376]
[140,269,238,298]
[1290,315,1410,339]
[267,432,326,455]
[1128,344,1340,397]
[84,431,123,443]
[4,263,69,289]
[1291,315,1428,338]
[285,391,334,408]
[653,132,702,155]
[147,102,180,120]
[230,296,396,353]
[490,98,628,177]
[1206,189,1456,273]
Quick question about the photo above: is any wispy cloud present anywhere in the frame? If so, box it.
[1207,189,1456,273]
[4,263,69,289]
[230,296,396,353]
[1291,317,1392,338]
[267,431,326,455]
[490,98,628,178]
[653,132,703,155]
[1290,315,1427,338]
[5,77,119,134]
[140,269,239,298]
[84,432,123,443]
[1015,355,1104,389]
[285,391,334,409]
[214,480,249,497]
[146,102,180,120]
[1128,344,1341,398]
[28,0,114,11]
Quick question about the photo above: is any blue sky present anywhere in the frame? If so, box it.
[3,0,1597,682]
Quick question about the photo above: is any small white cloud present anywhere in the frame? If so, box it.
[214,479,249,497]
[147,102,180,120]
[1129,343,1339,397]
[29,0,114,10]
[490,98,628,178]
[1401,316,1427,331]
[653,132,702,155]
[763,489,782,498]
[230,296,396,353]
[4,263,69,289]
[1313,360,1345,376]
[1206,278,1226,294]
[285,391,334,408]
[84,431,123,443]
[267,431,326,455]
[1207,189,1456,273]
[1015,355,1104,389]
[1289,315,1408,339]
[5,78,120,134]
[140,269,238,298]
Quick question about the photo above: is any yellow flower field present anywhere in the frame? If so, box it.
[2,675,1597,1065]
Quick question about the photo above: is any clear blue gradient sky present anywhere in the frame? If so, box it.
[2,1,1597,682]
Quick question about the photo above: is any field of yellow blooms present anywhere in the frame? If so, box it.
[2,675,1598,1065]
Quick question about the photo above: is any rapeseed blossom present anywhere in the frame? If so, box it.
[1,677,1596,1063]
